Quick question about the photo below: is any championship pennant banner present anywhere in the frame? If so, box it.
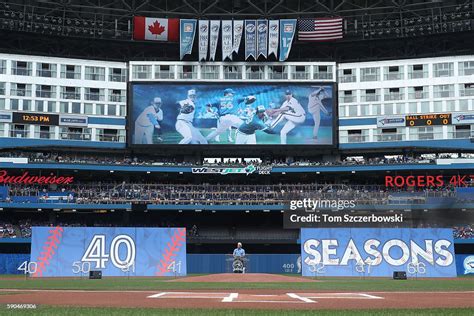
[301,228,457,277]
[136,17,343,61]
[30,227,187,277]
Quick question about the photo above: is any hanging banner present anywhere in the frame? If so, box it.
[279,19,297,61]
[232,20,244,56]
[209,20,220,61]
[257,20,268,59]
[245,20,257,60]
[180,19,197,60]
[221,20,233,60]
[198,20,209,61]
[268,20,279,58]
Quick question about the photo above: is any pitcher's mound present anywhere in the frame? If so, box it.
[168,273,317,283]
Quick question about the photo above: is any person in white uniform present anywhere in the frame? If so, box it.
[175,89,207,144]
[134,97,163,144]
[269,90,306,144]
[308,87,330,140]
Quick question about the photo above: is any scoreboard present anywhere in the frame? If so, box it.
[405,113,452,126]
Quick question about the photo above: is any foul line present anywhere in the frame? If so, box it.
[287,293,316,303]
[147,292,167,298]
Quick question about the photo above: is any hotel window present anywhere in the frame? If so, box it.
[372,104,381,115]
[458,61,474,76]
[246,66,264,79]
[459,100,469,111]
[455,125,471,138]
[385,88,404,101]
[132,65,152,79]
[61,86,81,100]
[23,100,31,111]
[154,65,175,79]
[384,103,394,115]
[60,64,81,79]
[84,103,93,115]
[361,89,380,102]
[85,66,106,81]
[201,65,220,80]
[119,104,126,116]
[433,62,454,77]
[314,65,332,80]
[460,83,474,97]
[446,100,455,111]
[109,68,127,82]
[0,98,5,110]
[433,84,454,98]
[71,102,81,114]
[409,86,428,99]
[360,104,370,116]
[408,102,417,113]
[47,101,56,113]
[224,65,242,80]
[339,68,356,83]
[34,125,52,139]
[36,63,57,78]
[340,90,356,103]
[377,128,403,141]
[348,105,357,117]
[394,103,404,114]
[85,88,104,101]
[293,65,310,80]
[420,102,430,113]
[35,100,44,112]
[36,85,55,98]
[12,61,32,76]
[408,64,428,79]
[0,60,5,74]
[384,66,403,80]
[107,104,117,116]
[360,67,379,82]
[11,83,31,97]
[10,99,19,110]
[96,104,105,115]
[0,82,4,95]
[11,124,28,138]
[433,101,443,112]
[60,102,69,113]
[268,65,288,79]
[109,89,125,103]
[178,65,197,79]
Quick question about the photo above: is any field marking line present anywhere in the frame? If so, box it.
[250,294,278,297]
[147,292,167,298]
[359,293,384,299]
[287,293,316,303]
[222,293,239,302]
[233,300,307,304]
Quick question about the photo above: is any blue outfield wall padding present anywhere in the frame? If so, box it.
[0,254,30,274]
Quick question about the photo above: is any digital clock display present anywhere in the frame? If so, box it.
[12,112,59,126]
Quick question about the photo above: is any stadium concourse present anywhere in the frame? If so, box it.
[0,0,474,314]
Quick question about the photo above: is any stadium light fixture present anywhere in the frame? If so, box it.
[37,208,42,212]
[178,210,183,213]
[316,171,320,174]
[72,209,76,212]
[53,208,61,212]
[245,210,250,213]
[110,170,114,173]
[179,172,183,174]
[110,209,115,212]
[212,210,216,213]
[146,171,151,174]
[282,172,286,174]
[351,171,356,174]
[195,209,202,212]
[263,210,270,213]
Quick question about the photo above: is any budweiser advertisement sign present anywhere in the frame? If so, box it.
[0,170,74,185]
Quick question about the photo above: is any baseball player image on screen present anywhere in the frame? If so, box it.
[175,89,208,144]
[134,97,164,144]
[205,88,256,143]
[235,105,276,144]
[308,87,330,140]
[269,90,306,144]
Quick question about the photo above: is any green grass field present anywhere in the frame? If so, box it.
[0,274,472,291]
[0,307,472,316]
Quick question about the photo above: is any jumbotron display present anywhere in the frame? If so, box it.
[130,83,334,145]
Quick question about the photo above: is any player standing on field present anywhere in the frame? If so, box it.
[175,89,207,144]
[308,87,330,141]
[269,90,306,144]
[134,97,163,144]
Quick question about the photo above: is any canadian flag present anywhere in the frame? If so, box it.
[133,17,179,42]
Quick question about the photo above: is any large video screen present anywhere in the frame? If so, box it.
[130,83,334,145]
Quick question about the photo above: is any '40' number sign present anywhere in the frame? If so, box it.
[81,234,136,270]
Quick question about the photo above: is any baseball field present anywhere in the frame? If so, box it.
[0,273,472,315]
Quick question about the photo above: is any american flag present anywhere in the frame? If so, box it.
[298,18,343,41]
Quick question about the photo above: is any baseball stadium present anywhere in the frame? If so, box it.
[0,0,473,315]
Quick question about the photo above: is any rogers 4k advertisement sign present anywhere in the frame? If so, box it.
[30,227,186,277]
[301,228,456,278]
